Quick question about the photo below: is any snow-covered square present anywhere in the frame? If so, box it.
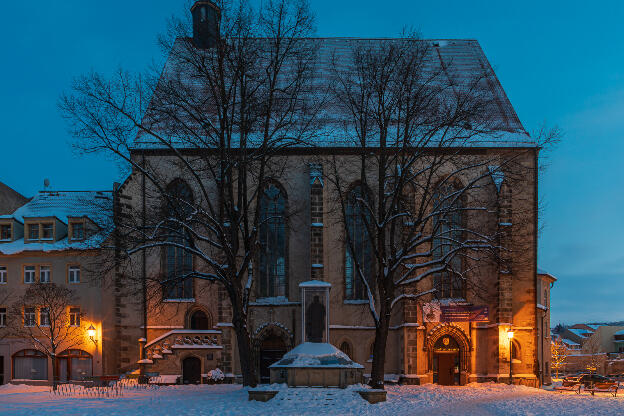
[1,383,623,416]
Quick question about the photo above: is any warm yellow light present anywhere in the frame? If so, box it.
[507,330,514,339]
[87,324,96,339]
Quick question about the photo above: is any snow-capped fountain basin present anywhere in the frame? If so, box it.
[269,342,363,388]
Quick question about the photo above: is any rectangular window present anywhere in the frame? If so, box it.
[28,224,39,240]
[40,308,50,326]
[68,266,80,284]
[0,224,11,240]
[70,222,84,240]
[24,266,36,283]
[24,307,36,327]
[39,266,51,283]
[0,266,6,284]
[0,307,6,327]
[69,307,80,327]
[41,223,53,240]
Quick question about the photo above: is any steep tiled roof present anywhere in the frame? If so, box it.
[0,191,113,254]
[135,38,532,149]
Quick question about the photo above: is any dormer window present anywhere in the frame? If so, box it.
[25,221,56,242]
[41,223,53,240]
[69,221,85,241]
[28,224,39,240]
[0,224,11,241]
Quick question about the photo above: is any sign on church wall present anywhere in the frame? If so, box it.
[423,302,489,323]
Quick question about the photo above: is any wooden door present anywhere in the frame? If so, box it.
[437,353,455,386]
[259,335,287,384]
[182,357,202,384]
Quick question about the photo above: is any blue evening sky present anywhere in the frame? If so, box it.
[1,1,623,324]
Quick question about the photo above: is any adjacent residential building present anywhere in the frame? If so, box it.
[0,182,29,215]
[0,190,113,385]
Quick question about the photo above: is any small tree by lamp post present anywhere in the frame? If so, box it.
[507,330,514,385]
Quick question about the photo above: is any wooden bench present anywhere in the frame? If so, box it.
[586,382,619,397]
[553,382,582,394]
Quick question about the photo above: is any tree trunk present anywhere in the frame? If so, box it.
[369,314,390,389]
[51,354,57,391]
[231,301,257,387]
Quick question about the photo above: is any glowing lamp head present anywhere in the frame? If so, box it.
[87,324,96,339]
[507,330,514,339]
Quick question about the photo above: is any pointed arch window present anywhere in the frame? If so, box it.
[258,184,287,298]
[432,184,464,299]
[163,180,194,300]
[345,185,373,300]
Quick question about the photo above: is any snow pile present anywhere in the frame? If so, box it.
[270,342,364,368]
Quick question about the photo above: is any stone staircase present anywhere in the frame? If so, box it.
[268,388,361,409]
[141,329,223,371]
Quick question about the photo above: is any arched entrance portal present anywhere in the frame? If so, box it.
[182,356,201,384]
[433,336,460,385]
[426,323,471,386]
[259,335,287,384]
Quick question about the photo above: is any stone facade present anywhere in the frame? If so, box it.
[106,147,549,387]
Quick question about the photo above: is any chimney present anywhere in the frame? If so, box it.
[191,1,220,49]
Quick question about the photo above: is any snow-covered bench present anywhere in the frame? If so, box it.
[553,382,581,394]
[586,382,619,397]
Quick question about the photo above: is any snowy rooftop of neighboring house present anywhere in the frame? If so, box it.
[135,38,533,149]
[614,330,624,336]
[561,338,580,347]
[0,191,113,255]
[568,328,594,337]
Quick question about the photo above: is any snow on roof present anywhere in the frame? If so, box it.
[299,280,332,288]
[568,328,594,337]
[134,38,532,150]
[270,342,363,369]
[561,338,580,346]
[0,191,113,255]
[614,330,624,336]
[4,191,112,227]
[537,267,557,281]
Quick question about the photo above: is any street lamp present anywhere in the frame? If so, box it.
[507,329,514,385]
[87,324,98,345]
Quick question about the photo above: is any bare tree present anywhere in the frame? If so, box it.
[0,286,11,342]
[326,36,556,388]
[9,283,85,390]
[582,334,604,378]
[60,0,318,386]
[551,337,569,379]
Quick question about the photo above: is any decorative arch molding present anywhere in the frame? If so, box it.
[253,322,294,350]
[186,306,213,330]
[425,323,471,373]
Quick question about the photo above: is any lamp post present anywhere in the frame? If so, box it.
[507,329,514,385]
[87,324,98,346]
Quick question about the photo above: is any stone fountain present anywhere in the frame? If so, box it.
[269,281,363,388]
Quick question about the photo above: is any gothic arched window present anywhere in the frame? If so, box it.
[432,183,464,299]
[339,341,353,360]
[345,185,373,300]
[163,179,194,300]
[258,184,287,298]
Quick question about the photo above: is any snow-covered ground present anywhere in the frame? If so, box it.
[0,382,623,416]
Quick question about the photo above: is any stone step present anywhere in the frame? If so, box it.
[268,388,360,406]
